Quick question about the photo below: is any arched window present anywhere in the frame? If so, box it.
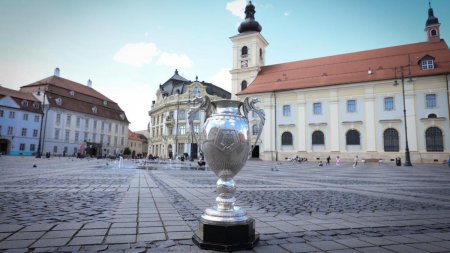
[426,127,444,152]
[312,131,324,145]
[252,124,259,135]
[383,128,399,152]
[241,80,247,91]
[259,48,263,58]
[346,129,360,145]
[241,46,248,56]
[428,113,437,119]
[281,132,293,146]
[431,29,437,36]
[193,87,200,96]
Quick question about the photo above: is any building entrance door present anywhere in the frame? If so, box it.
[251,145,260,158]
[190,143,198,159]
[0,139,9,154]
[168,144,173,159]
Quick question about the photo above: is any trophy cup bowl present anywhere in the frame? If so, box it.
[189,96,265,251]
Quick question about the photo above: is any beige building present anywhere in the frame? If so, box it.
[148,70,230,159]
[233,2,450,163]
[127,129,147,158]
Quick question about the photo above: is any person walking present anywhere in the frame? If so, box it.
[326,156,331,165]
[353,155,359,168]
[336,156,340,166]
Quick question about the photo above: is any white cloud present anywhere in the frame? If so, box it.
[226,0,246,19]
[284,12,289,16]
[156,52,192,69]
[209,68,231,92]
[113,42,159,67]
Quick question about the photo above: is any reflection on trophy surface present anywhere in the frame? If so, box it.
[189,95,264,251]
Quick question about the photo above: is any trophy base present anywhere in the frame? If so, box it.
[192,218,259,251]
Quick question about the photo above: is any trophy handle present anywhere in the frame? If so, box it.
[243,97,265,156]
[188,95,211,153]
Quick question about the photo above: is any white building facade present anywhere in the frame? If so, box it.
[0,86,42,156]
[233,2,450,163]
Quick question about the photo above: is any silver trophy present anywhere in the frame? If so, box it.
[189,96,265,251]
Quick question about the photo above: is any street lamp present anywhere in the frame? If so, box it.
[393,66,413,166]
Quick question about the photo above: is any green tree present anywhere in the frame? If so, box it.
[123,147,131,155]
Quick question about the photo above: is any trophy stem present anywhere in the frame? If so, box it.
[216,177,236,211]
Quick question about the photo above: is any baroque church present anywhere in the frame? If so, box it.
[232,2,450,163]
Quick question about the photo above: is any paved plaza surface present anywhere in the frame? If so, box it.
[1,156,450,253]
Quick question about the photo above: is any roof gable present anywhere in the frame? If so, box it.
[0,96,20,109]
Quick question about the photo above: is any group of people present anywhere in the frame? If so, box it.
[287,156,308,163]
[317,155,359,167]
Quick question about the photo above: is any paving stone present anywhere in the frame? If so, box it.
[309,240,349,251]
[20,224,55,232]
[31,237,71,248]
[106,235,136,244]
[383,244,429,253]
[42,229,77,239]
[137,233,166,242]
[3,249,28,253]
[0,225,23,233]
[334,238,373,248]
[357,247,395,253]
[5,231,45,241]
[280,243,320,253]
[254,245,289,253]
[69,236,105,245]
[83,221,111,229]
[76,228,108,237]
[408,243,449,253]
[0,239,35,249]
[138,227,164,234]
[108,227,137,235]
[52,223,83,231]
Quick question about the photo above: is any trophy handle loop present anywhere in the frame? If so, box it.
[188,95,211,154]
[243,97,265,157]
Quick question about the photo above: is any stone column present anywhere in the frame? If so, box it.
[364,86,376,152]
[297,92,306,152]
[329,89,340,152]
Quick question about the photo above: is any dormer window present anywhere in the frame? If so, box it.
[55,97,62,106]
[69,90,75,96]
[21,100,28,107]
[418,55,435,70]
[103,100,108,106]
[193,87,200,96]
[120,113,125,120]
[33,102,39,109]
[92,106,97,113]
[428,113,437,118]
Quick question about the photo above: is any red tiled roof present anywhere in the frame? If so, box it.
[0,86,42,114]
[238,40,450,95]
[22,76,113,101]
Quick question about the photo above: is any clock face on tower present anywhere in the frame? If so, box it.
[241,60,248,68]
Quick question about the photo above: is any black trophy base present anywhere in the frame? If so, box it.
[192,218,259,251]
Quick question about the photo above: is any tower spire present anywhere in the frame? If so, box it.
[425,1,441,42]
[238,1,262,33]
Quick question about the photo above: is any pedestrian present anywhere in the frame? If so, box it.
[336,156,340,166]
[353,155,359,168]
[318,161,323,166]
[326,156,331,165]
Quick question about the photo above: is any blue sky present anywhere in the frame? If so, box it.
[1,0,449,131]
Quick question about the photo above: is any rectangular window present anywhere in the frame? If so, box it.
[121,137,124,146]
[7,126,13,135]
[115,124,118,133]
[283,105,291,117]
[193,111,200,120]
[65,130,70,141]
[426,94,436,108]
[21,128,27,137]
[9,111,15,119]
[76,117,81,127]
[84,132,88,142]
[30,144,36,151]
[54,129,60,139]
[384,97,394,111]
[85,118,89,128]
[0,125,2,135]
[178,110,186,120]
[108,123,112,132]
[93,120,97,130]
[92,133,96,142]
[168,127,173,135]
[0,110,3,117]
[34,115,40,122]
[179,125,186,135]
[100,134,104,143]
[101,121,105,131]
[33,129,38,137]
[347,100,356,113]
[66,115,71,126]
[107,135,111,145]
[19,143,25,151]
[23,113,28,121]
[53,146,58,153]
[194,125,200,134]
[114,136,118,146]
[75,131,79,142]
[121,125,125,134]
[313,103,322,115]
[421,60,434,70]
[56,113,61,124]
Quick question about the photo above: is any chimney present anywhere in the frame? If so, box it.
[87,79,92,88]
[54,67,60,77]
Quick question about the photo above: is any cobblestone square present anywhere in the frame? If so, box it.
[1,156,450,252]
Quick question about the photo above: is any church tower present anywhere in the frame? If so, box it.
[230,1,268,98]
[425,2,441,42]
